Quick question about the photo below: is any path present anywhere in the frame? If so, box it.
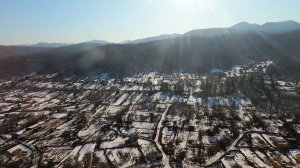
[154,104,171,168]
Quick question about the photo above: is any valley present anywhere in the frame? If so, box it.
[0,60,300,167]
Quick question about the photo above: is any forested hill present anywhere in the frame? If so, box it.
[1,30,300,78]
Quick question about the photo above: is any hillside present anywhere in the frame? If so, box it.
[0,46,51,60]
[0,30,300,78]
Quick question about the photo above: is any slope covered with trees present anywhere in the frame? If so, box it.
[0,30,300,78]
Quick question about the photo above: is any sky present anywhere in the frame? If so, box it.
[1,0,300,45]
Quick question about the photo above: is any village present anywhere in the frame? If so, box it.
[0,61,300,168]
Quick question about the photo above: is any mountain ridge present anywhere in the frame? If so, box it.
[1,20,300,78]
[15,39,110,48]
[1,28,300,78]
[3,20,300,47]
[230,20,300,33]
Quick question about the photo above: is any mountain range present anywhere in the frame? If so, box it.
[9,20,300,48]
[17,39,110,48]
[0,20,300,78]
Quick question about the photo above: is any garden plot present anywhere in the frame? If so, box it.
[187,95,201,105]
[161,127,175,145]
[288,149,300,164]
[77,124,100,141]
[35,137,67,147]
[0,137,6,145]
[265,150,295,167]
[28,119,64,138]
[27,120,46,129]
[253,150,287,167]
[60,145,82,163]
[263,119,282,133]
[42,147,72,163]
[250,133,270,147]
[221,157,238,168]
[100,136,129,149]
[133,128,155,138]
[232,152,252,167]
[261,134,288,147]
[254,150,269,163]
[185,147,200,162]
[89,105,106,122]
[0,102,13,111]
[131,121,156,130]
[50,119,75,136]
[138,139,162,162]
[202,135,218,146]
[207,97,251,107]
[77,143,96,162]
[151,92,169,103]
[93,150,110,167]
[8,144,32,158]
[103,105,126,118]
[131,93,143,104]
[106,147,142,168]
[237,138,251,148]
[97,129,117,141]
[124,110,161,122]
[122,93,138,105]
[174,131,189,149]
[187,131,200,143]
[51,113,68,119]
[113,93,130,105]
[240,148,270,168]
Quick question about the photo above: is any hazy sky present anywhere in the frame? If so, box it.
[1,0,300,45]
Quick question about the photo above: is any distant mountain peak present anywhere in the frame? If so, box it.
[126,33,181,44]
[230,22,260,30]
[261,20,300,33]
[262,20,300,26]
[230,20,300,33]
[120,40,132,44]
[30,42,73,48]
[83,40,109,44]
